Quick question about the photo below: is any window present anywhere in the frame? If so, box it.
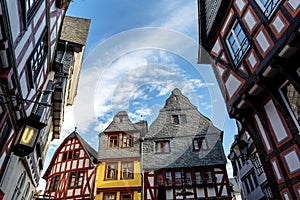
[255,0,281,17]
[62,152,67,161]
[166,171,172,186]
[195,171,203,184]
[263,186,273,198]
[122,134,133,147]
[242,171,259,194]
[74,150,80,159]
[122,162,133,179]
[157,172,164,186]
[23,183,30,199]
[68,151,73,160]
[205,171,213,183]
[28,29,48,86]
[68,171,84,188]
[180,114,187,124]
[279,81,300,129]
[12,172,25,200]
[226,21,249,65]
[172,115,179,124]
[155,140,170,153]
[108,134,119,148]
[193,138,208,151]
[184,172,192,185]
[175,171,182,186]
[252,156,264,175]
[24,0,43,24]
[52,175,60,191]
[104,193,116,200]
[106,163,117,180]
[121,192,132,200]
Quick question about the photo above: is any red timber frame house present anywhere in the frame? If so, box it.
[198,0,300,199]
[43,131,98,200]
[142,89,231,200]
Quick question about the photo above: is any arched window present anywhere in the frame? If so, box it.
[11,171,26,200]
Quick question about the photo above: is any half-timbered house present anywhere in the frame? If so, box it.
[142,88,231,200]
[95,111,146,200]
[0,1,90,199]
[198,0,300,199]
[43,131,98,200]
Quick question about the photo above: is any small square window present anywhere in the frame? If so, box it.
[155,141,170,153]
[180,114,187,124]
[172,115,179,124]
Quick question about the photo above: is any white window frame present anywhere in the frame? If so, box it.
[226,21,250,66]
[255,0,282,17]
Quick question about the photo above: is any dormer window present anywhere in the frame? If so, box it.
[155,140,170,153]
[122,134,133,148]
[226,21,249,66]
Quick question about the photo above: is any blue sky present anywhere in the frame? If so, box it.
[38,0,237,189]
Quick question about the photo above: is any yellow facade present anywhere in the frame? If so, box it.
[95,160,141,200]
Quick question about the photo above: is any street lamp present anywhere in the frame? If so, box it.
[13,113,46,157]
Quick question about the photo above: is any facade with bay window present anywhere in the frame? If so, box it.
[198,0,300,199]
[95,111,147,200]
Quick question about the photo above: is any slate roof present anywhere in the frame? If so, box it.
[143,88,227,169]
[198,0,232,52]
[60,16,91,46]
[103,111,140,133]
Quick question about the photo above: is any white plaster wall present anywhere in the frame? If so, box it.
[6,0,20,43]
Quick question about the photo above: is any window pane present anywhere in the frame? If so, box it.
[157,172,164,186]
[195,171,203,184]
[205,171,212,183]
[77,172,84,187]
[109,135,118,148]
[74,150,79,159]
[175,171,182,185]
[172,115,179,124]
[164,141,170,152]
[156,142,161,152]
[185,172,192,185]
[123,135,133,147]
[180,114,187,124]
[193,139,199,150]
[166,172,172,186]
[122,163,133,179]
[280,82,300,126]
[69,173,76,188]
[106,164,117,179]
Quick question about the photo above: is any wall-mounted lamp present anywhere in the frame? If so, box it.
[13,113,46,157]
